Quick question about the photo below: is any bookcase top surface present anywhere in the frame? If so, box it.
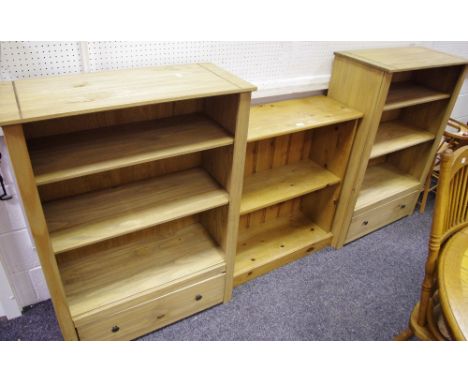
[335,46,467,72]
[0,63,256,126]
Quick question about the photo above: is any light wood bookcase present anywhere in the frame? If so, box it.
[328,47,468,247]
[0,64,255,340]
[234,96,362,285]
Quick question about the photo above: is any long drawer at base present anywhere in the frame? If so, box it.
[346,191,420,243]
[76,274,225,340]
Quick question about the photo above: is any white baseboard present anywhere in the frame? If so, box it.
[252,74,330,101]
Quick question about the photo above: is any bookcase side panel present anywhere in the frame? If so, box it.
[327,57,391,247]
[3,124,77,340]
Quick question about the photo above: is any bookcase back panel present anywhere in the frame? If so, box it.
[38,152,202,202]
[390,65,463,92]
[308,121,356,179]
[386,141,434,181]
[400,99,451,135]
[203,94,241,135]
[23,98,204,139]
[235,192,334,285]
[367,140,434,182]
[380,109,402,123]
[239,199,300,232]
[302,184,341,232]
[199,205,230,252]
[57,215,197,259]
[202,146,234,190]
[412,65,465,93]
[243,122,355,179]
[244,131,312,177]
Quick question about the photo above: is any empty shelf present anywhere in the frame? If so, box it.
[234,213,332,285]
[248,96,363,142]
[59,222,225,322]
[30,114,233,186]
[44,168,229,254]
[240,160,340,215]
[356,163,420,212]
[370,120,435,158]
[384,82,450,111]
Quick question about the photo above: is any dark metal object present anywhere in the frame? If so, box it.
[0,152,13,201]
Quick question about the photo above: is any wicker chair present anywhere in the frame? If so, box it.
[396,146,468,340]
[419,118,468,214]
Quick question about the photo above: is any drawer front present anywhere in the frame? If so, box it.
[346,191,419,243]
[77,274,225,340]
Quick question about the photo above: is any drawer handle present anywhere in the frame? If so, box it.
[111,325,120,333]
[195,294,203,301]
[363,220,369,226]
[400,204,406,209]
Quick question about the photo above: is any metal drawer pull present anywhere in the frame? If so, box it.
[111,325,120,333]
[195,294,203,301]
[400,204,406,209]
[363,220,369,226]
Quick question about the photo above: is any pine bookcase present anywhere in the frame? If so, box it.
[234,96,362,285]
[0,64,255,340]
[328,47,468,246]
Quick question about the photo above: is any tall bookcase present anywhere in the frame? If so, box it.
[0,64,255,340]
[234,96,362,285]
[328,47,468,246]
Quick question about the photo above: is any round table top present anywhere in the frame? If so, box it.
[439,226,468,340]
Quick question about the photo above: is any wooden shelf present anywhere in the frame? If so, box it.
[355,163,420,212]
[240,160,340,215]
[59,222,225,322]
[44,168,229,254]
[248,96,363,142]
[384,82,450,111]
[370,120,435,159]
[234,213,332,285]
[30,114,233,186]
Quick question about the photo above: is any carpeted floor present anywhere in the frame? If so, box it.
[0,198,433,341]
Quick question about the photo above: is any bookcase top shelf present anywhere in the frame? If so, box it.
[384,82,451,111]
[0,63,256,126]
[335,46,467,72]
[248,95,362,142]
[30,113,233,186]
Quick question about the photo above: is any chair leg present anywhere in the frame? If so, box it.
[419,138,447,213]
[419,181,430,214]
[394,327,414,341]
[419,163,434,214]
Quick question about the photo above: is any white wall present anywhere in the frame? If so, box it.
[0,138,47,310]
[0,255,22,318]
[0,41,467,311]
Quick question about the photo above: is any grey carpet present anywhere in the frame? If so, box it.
[0,197,433,341]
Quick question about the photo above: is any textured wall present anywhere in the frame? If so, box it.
[0,41,467,311]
